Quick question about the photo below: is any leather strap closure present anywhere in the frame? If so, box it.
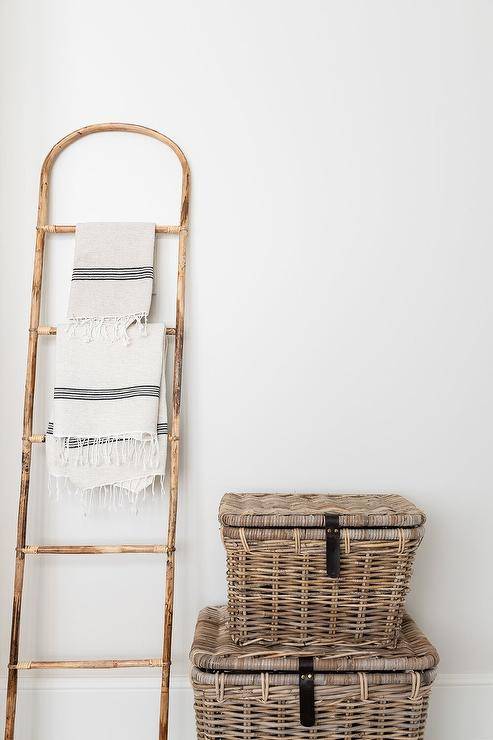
[325,513,340,578]
[299,657,315,727]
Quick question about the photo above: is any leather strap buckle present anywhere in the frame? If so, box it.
[325,513,340,578]
[299,657,315,727]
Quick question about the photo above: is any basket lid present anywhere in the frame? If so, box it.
[219,492,425,528]
[190,605,439,674]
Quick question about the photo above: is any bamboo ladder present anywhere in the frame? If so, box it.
[3,123,190,740]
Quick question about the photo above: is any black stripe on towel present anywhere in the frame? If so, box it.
[54,385,160,400]
[72,266,154,281]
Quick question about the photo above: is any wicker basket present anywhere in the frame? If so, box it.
[191,605,438,739]
[220,492,425,647]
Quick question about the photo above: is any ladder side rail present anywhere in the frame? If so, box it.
[4,206,47,740]
[159,163,190,740]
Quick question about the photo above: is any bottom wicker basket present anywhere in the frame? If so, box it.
[190,606,439,739]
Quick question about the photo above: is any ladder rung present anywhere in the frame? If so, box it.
[27,435,178,444]
[28,434,45,443]
[40,224,184,235]
[19,545,169,554]
[11,659,163,670]
[35,326,176,336]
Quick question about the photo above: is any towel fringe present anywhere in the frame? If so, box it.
[53,433,160,469]
[66,313,148,344]
[48,473,166,514]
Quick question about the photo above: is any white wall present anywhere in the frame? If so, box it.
[1,1,492,738]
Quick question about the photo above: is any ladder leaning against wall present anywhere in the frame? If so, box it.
[3,122,190,740]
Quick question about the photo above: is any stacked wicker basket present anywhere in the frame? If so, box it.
[190,492,439,738]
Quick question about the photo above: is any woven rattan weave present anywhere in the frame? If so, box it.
[220,493,425,648]
[191,605,438,739]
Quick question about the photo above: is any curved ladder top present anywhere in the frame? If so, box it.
[38,122,190,227]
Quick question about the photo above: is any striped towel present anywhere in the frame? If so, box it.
[46,322,167,510]
[68,222,155,342]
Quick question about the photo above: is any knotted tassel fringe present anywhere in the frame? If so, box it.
[53,433,160,469]
[66,313,148,344]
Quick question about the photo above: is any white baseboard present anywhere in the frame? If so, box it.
[5,671,192,691]
[435,673,493,687]
[427,674,493,740]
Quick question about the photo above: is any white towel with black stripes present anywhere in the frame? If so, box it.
[68,222,155,342]
[45,322,167,510]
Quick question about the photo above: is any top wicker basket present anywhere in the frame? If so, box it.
[220,492,425,648]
